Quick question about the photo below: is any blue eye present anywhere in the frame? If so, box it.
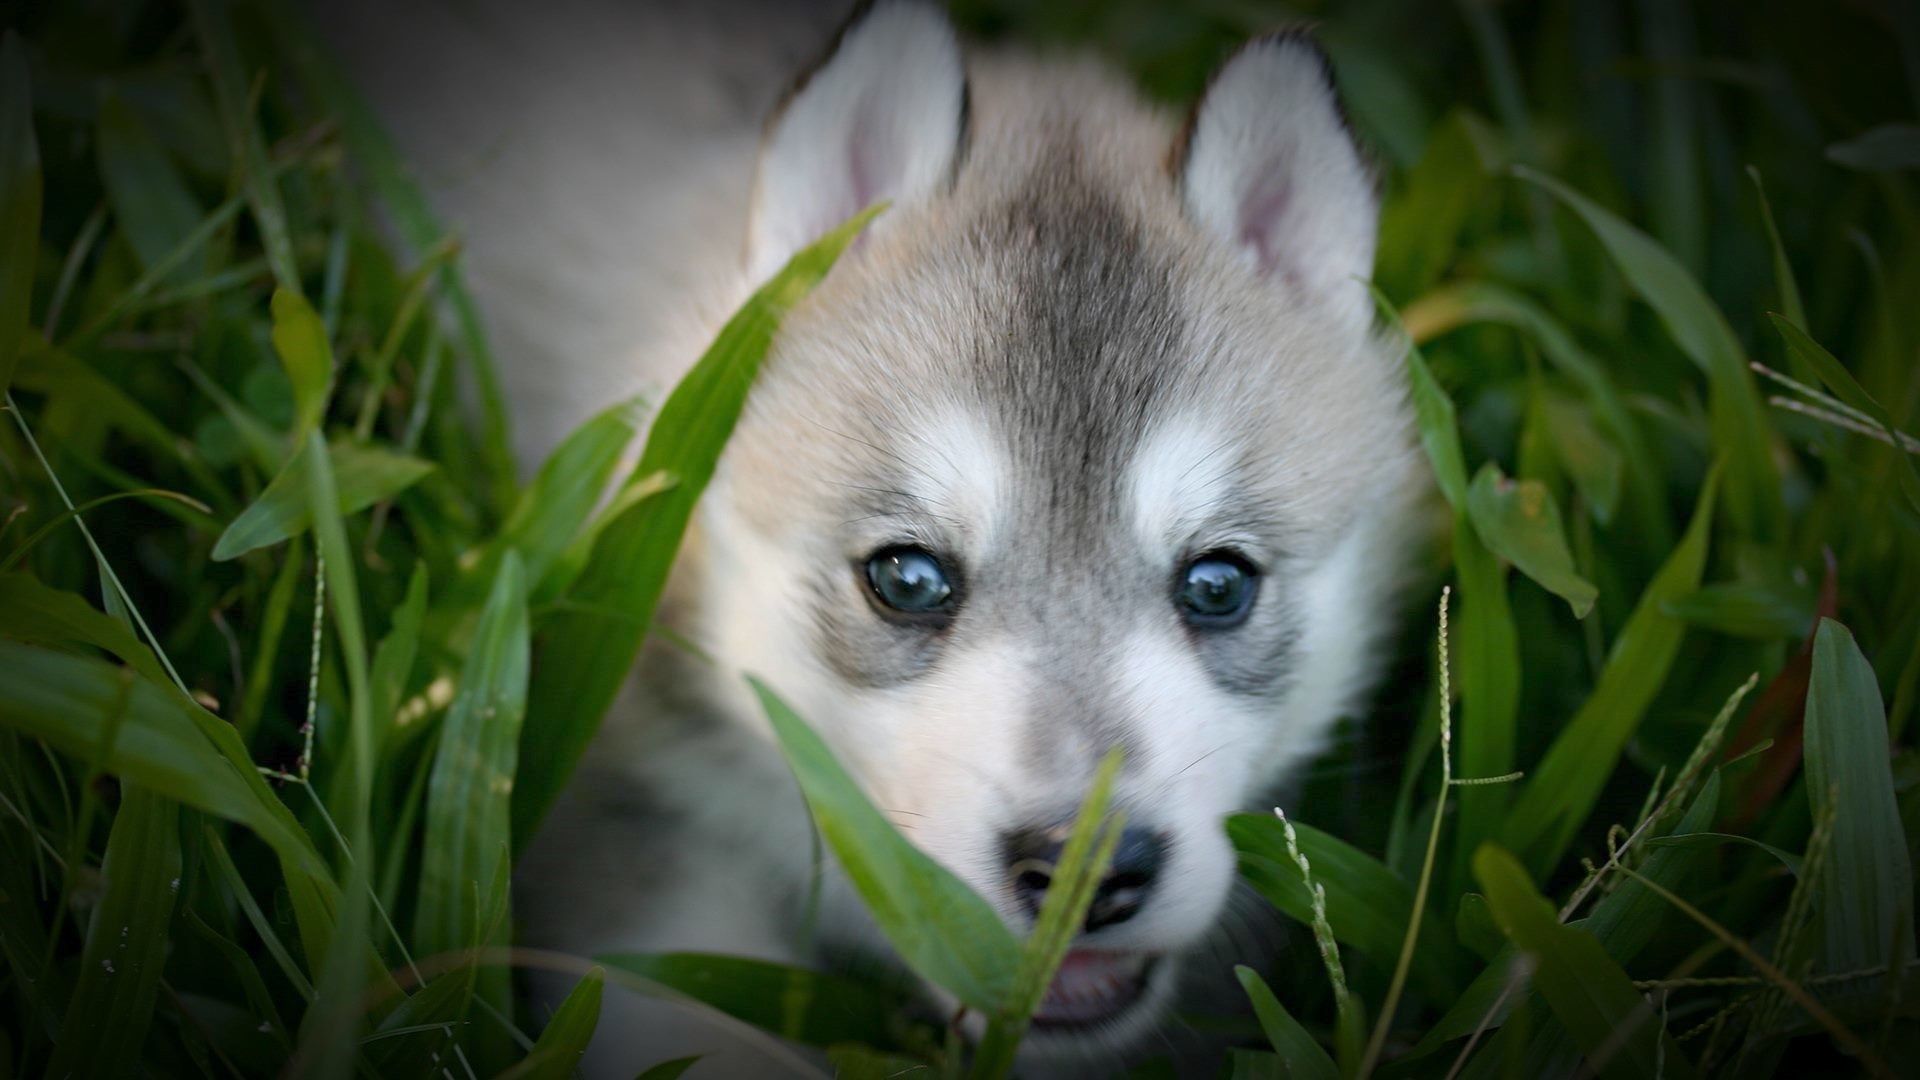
[865,546,954,616]
[1176,553,1257,626]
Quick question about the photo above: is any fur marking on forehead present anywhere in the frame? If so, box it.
[964,162,1186,546]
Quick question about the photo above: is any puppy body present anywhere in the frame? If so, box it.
[328,2,1416,1073]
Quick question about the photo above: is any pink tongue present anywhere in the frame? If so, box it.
[1037,951,1138,1023]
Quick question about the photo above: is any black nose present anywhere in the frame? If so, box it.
[1005,825,1166,932]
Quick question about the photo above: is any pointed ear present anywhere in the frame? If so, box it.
[1178,34,1377,331]
[747,1,967,282]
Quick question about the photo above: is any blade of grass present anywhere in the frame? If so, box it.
[495,967,602,1080]
[293,428,375,1080]
[1517,167,1780,540]
[513,204,883,846]
[46,788,182,1079]
[96,94,206,284]
[1473,843,1697,1080]
[1466,465,1596,618]
[597,952,926,1052]
[1236,965,1339,1080]
[971,749,1125,1078]
[268,287,336,443]
[1803,619,1915,974]
[414,551,528,958]
[753,675,1020,1013]
[211,438,434,561]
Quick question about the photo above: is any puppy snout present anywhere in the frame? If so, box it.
[1004,824,1167,932]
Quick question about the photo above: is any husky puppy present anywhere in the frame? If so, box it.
[330,0,1414,1072]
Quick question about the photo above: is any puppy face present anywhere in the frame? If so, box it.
[698,1,1411,1049]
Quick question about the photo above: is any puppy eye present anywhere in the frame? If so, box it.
[865,546,955,616]
[1176,553,1258,627]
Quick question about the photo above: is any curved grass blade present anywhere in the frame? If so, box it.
[1473,843,1697,1080]
[1517,167,1779,540]
[497,966,603,1080]
[1235,965,1338,1080]
[753,676,1020,1014]
[212,439,434,561]
[1229,813,1467,1002]
[599,952,927,1051]
[1466,463,1596,618]
[513,204,883,845]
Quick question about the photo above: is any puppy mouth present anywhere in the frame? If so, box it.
[1029,949,1159,1030]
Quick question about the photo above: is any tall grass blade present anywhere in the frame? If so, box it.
[46,788,182,1079]
[415,551,529,957]
[972,749,1125,1077]
[753,676,1020,1013]
[514,204,882,844]
[1473,843,1696,1079]
[1518,167,1780,540]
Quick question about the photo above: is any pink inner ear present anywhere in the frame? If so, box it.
[838,97,886,252]
[1236,157,1293,278]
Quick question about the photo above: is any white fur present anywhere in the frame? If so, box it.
[1182,36,1377,332]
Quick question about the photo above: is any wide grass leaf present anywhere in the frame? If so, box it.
[1502,467,1718,873]
[1519,167,1779,539]
[600,952,928,1051]
[485,393,646,604]
[96,95,205,284]
[1473,844,1696,1080]
[0,32,38,394]
[513,204,881,845]
[1229,813,1467,1000]
[211,438,434,560]
[47,789,182,1079]
[1804,619,1915,973]
[1235,965,1338,1080]
[269,287,334,439]
[753,677,1020,1013]
[500,966,603,1080]
[0,642,324,877]
[1467,463,1596,617]
[415,551,529,957]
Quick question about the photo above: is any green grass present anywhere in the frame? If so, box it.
[1,0,1917,1076]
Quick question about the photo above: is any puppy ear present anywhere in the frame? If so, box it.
[747,1,966,282]
[1179,34,1377,331]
